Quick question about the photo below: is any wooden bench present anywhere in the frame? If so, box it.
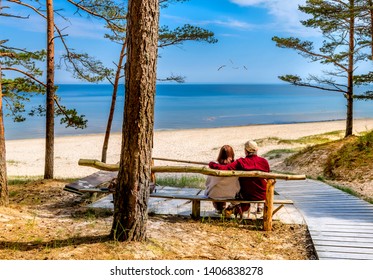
[149,192,293,220]
[64,169,300,231]
[64,171,118,195]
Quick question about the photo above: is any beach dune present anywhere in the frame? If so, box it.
[5,119,373,178]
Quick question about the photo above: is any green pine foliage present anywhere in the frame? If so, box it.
[159,24,218,48]
[1,46,46,122]
[1,43,87,129]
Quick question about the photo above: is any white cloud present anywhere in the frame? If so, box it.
[231,0,268,5]
[0,11,106,41]
[162,14,255,30]
[203,18,255,30]
[230,0,319,36]
[58,17,107,40]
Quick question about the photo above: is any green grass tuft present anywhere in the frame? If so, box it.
[156,175,206,189]
[7,176,43,185]
[257,130,344,148]
[356,130,373,152]
[6,160,21,166]
[277,130,344,145]
[263,149,296,160]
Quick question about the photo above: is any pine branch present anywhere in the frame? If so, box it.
[279,75,347,94]
[0,2,29,18]
[2,67,46,87]
[0,52,16,58]
[8,0,45,18]
[272,36,348,72]
[157,74,185,83]
[66,0,126,32]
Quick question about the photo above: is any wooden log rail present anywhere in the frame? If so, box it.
[78,159,306,180]
[78,158,306,231]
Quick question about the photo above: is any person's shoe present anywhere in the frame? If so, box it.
[233,205,243,220]
[222,206,234,218]
[213,202,226,211]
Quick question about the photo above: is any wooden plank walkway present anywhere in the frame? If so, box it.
[275,179,373,260]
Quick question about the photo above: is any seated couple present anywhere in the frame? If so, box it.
[205,140,270,217]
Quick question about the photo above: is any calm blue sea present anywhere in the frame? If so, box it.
[4,84,373,140]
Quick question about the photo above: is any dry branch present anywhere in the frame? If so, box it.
[152,157,209,165]
[78,159,306,180]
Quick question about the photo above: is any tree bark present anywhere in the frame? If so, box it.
[0,65,9,207]
[369,0,373,60]
[346,0,355,137]
[101,41,126,163]
[110,0,159,241]
[44,0,55,179]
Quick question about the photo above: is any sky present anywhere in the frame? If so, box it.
[1,0,327,84]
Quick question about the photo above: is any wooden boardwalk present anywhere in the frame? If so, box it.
[276,179,373,260]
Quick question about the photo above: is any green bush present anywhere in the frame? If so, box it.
[356,130,373,152]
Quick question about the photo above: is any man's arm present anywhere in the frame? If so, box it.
[209,159,240,170]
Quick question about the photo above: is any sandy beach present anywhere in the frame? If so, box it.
[5,119,373,178]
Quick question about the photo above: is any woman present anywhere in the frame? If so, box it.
[204,145,240,212]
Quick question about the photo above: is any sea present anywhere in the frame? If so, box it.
[4,83,373,140]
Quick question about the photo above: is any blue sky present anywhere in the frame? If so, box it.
[1,0,327,84]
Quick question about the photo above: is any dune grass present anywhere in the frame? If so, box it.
[263,149,297,160]
[155,174,206,189]
[8,176,43,185]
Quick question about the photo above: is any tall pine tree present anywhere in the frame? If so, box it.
[110,0,159,241]
[273,0,372,137]
[6,0,88,178]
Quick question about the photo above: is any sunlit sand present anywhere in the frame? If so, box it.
[6,118,373,178]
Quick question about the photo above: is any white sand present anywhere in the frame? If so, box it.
[5,119,373,178]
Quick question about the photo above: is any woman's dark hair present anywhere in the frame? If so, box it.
[217,145,235,165]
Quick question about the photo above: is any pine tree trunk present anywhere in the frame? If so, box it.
[0,66,9,207]
[346,0,355,138]
[44,0,55,179]
[101,42,126,163]
[369,0,373,60]
[110,0,159,241]
[345,93,353,137]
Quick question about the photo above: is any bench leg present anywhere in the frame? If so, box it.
[191,200,201,220]
[263,179,275,231]
[151,159,156,184]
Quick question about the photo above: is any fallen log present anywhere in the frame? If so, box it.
[78,159,306,180]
